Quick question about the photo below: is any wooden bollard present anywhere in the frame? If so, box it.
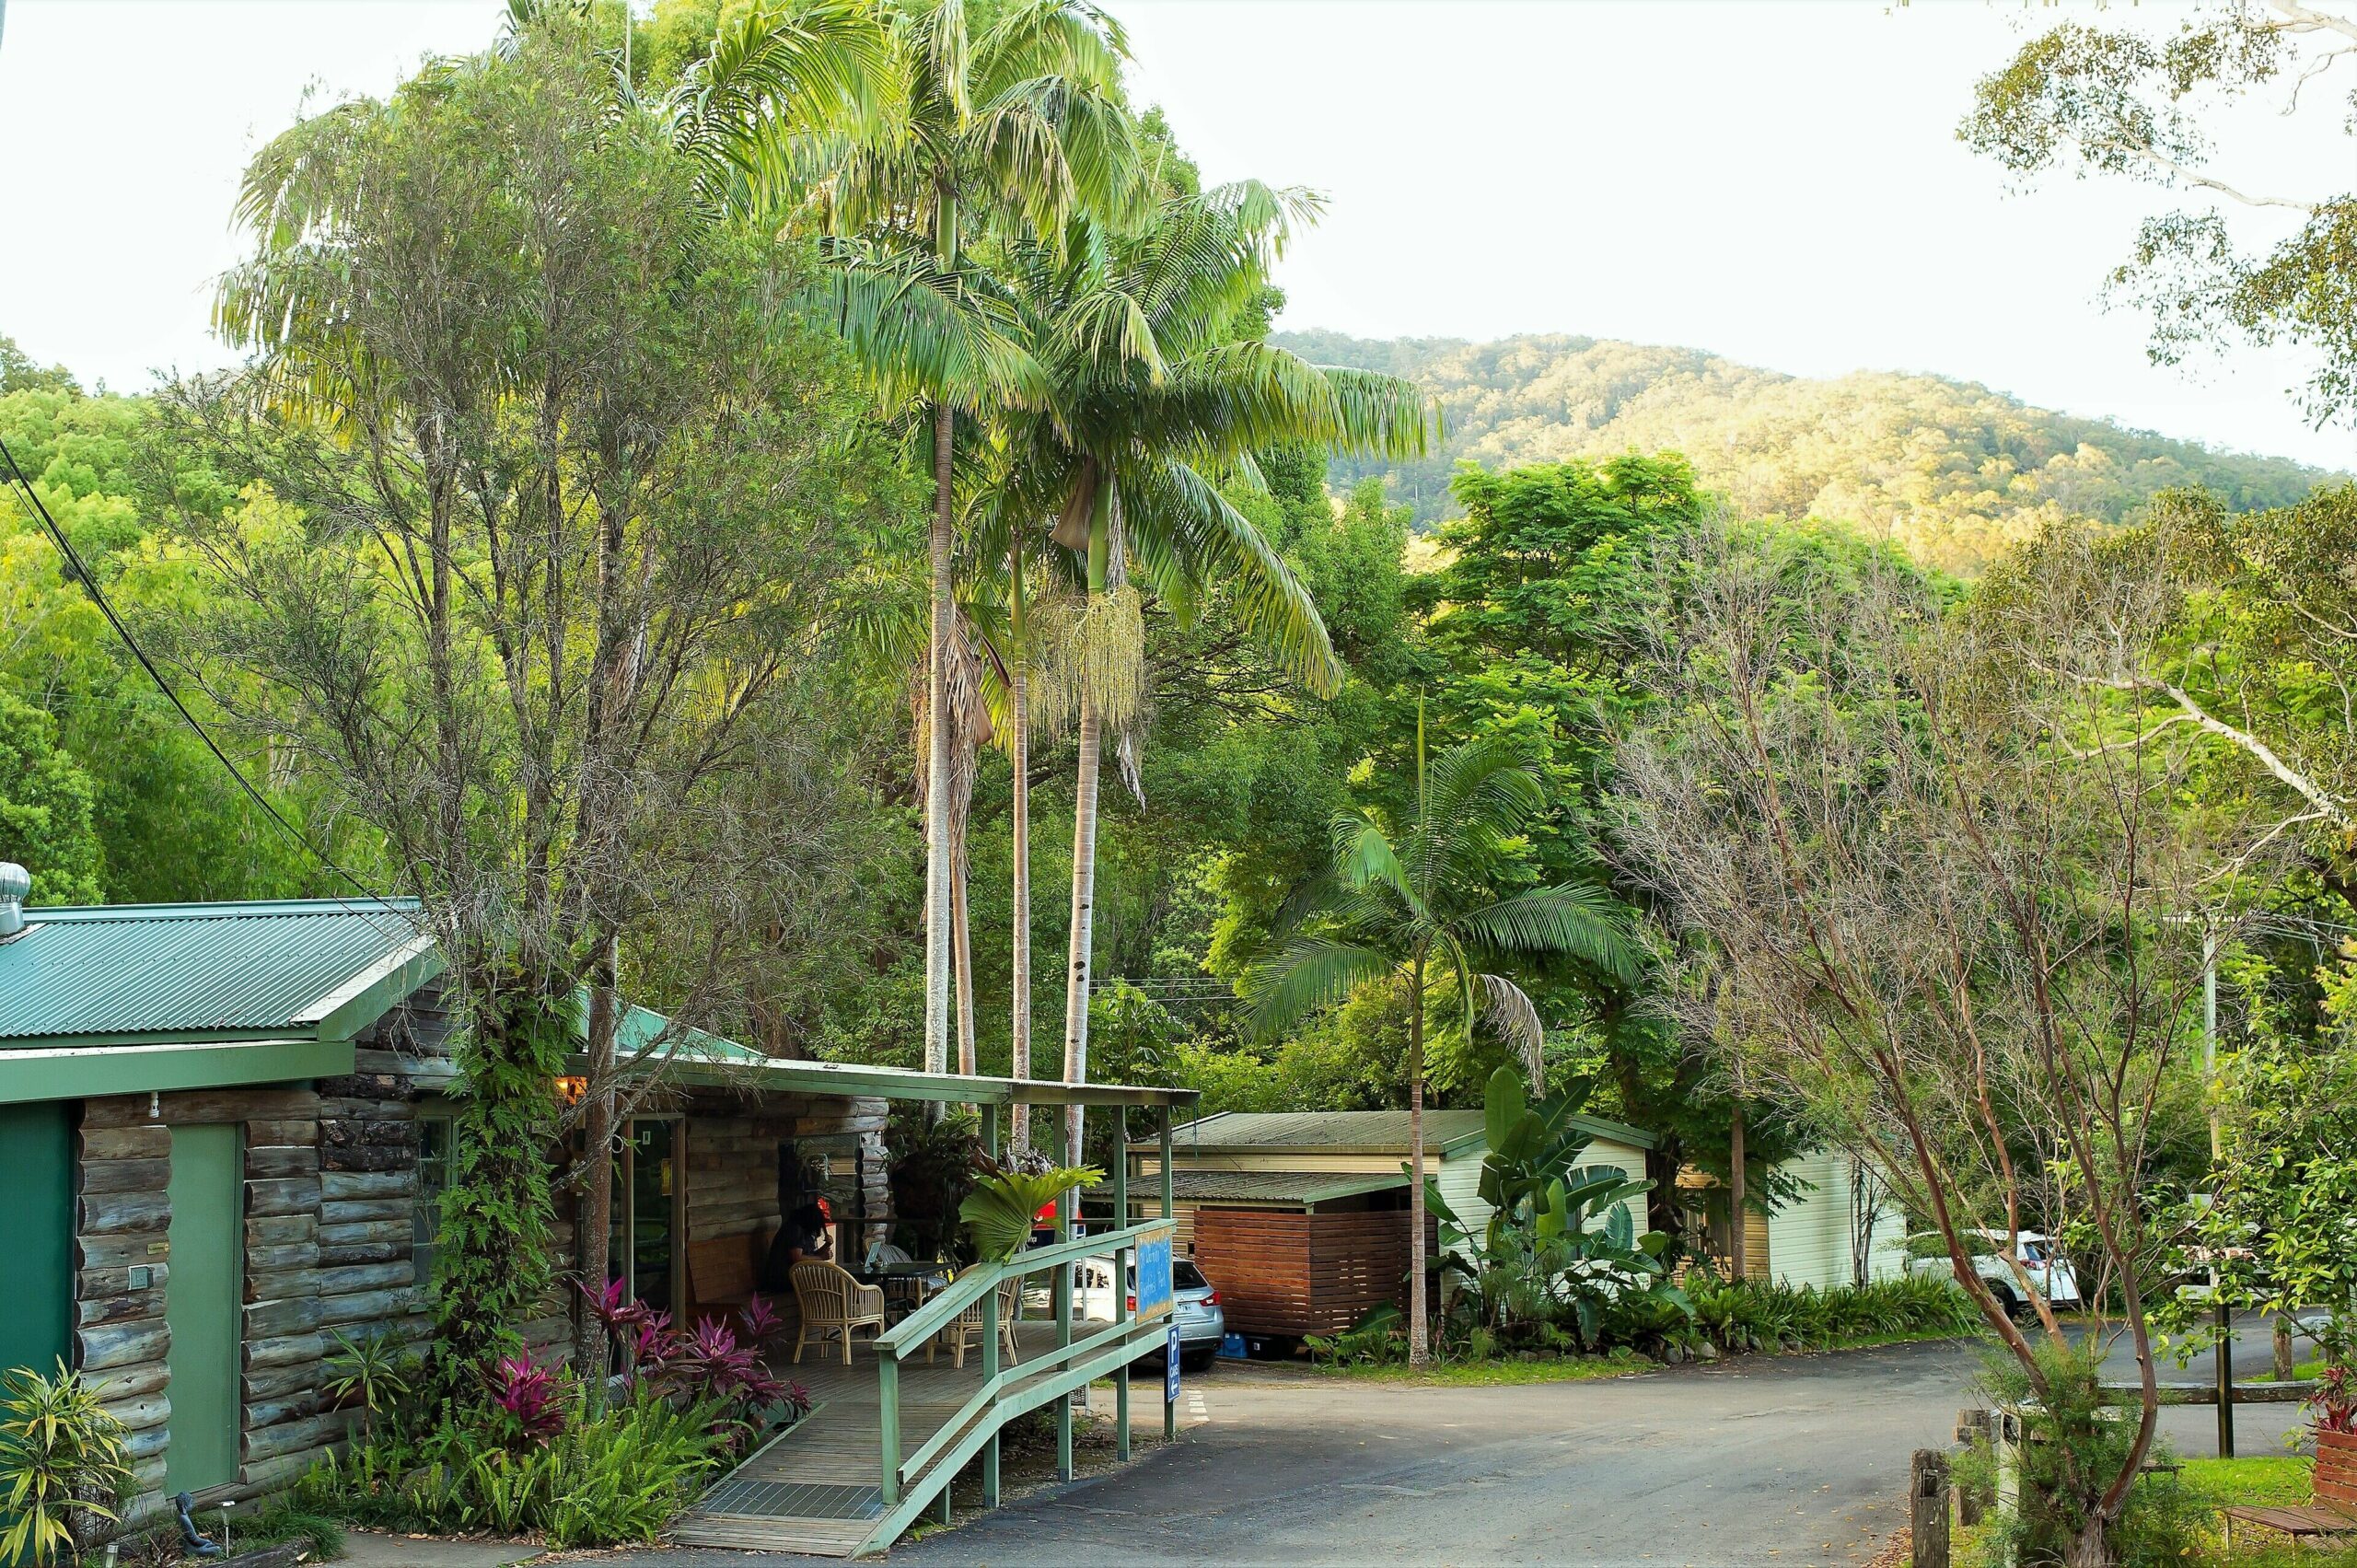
[1912,1448,1953,1568]
[1954,1408,1994,1527]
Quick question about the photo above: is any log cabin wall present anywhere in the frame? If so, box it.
[77,1086,353,1522]
[679,1091,892,1258]
[68,981,893,1524]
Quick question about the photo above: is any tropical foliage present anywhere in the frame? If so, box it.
[1423,1067,1677,1353]
[0,1363,132,1568]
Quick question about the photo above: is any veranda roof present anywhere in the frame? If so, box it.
[593,1006,1199,1110]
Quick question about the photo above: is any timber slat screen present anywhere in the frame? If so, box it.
[1193,1209,1435,1337]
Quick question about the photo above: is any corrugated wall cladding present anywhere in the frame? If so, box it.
[0,901,423,1041]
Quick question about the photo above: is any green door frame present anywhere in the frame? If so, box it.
[166,1123,244,1497]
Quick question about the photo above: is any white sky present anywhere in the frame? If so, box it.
[3,0,2351,470]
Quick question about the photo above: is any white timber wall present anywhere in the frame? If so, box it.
[1762,1148,1906,1292]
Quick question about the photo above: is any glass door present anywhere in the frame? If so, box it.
[609,1118,681,1317]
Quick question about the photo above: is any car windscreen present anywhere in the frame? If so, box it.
[1174,1260,1208,1290]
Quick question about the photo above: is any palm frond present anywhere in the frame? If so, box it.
[1119,457,1341,696]
[1479,973,1546,1092]
[1457,883,1637,982]
[1242,935,1395,1043]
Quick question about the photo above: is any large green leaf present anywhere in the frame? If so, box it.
[959,1165,1102,1262]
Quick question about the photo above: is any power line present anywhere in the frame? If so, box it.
[0,436,383,904]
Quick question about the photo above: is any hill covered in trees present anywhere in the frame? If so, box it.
[1278,330,2334,572]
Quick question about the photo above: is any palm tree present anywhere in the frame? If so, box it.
[1245,716,1638,1365]
[990,180,1433,1159]
[817,0,1136,1080]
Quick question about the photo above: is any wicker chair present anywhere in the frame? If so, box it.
[929,1274,1024,1369]
[789,1260,886,1365]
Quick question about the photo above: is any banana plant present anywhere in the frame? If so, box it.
[1419,1066,1686,1350]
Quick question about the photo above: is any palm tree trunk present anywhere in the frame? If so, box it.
[923,400,956,1079]
[954,834,977,1077]
[1062,689,1103,1173]
[576,936,620,1389]
[1010,622,1032,1152]
[1408,956,1429,1367]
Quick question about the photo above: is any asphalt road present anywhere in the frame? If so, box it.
[596,1318,2312,1568]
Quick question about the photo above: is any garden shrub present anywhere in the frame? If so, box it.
[1960,1342,2203,1567]
[304,1300,808,1546]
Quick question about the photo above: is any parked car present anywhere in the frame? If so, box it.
[1074,1255,1227,1371]
[1905,1228,2082,1316]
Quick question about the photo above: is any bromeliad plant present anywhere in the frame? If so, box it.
[1425,1067,1680,1353]
[0,1361,133,1567]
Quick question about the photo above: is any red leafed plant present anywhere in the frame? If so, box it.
[578,1280,807,1449]
[490,1356,567,1446]
[2310,1361,2356,1436]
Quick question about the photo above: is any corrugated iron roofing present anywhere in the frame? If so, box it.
[0,900,424,1045]
[1089,1168,1411,1206]
[1143,1107,1656,1154]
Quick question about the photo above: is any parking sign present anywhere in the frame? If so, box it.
[1166,1323,1181,1403]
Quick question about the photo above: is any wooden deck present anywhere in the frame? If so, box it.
[671,1320,1086,1556]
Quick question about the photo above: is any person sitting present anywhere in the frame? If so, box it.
[762,1196,832,1290]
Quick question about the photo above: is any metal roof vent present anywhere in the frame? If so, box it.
[0,863,29,938]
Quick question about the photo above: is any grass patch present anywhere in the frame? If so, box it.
[1945,1456,2357,1568]
[1317,1348,1654,1386]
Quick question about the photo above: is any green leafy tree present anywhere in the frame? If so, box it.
[171,17,897,1385]
[0,691,103,905]
[1246,716,1636,1365]
[1962,5,2357,428]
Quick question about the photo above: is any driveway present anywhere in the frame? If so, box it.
[585,1319,2309,1568]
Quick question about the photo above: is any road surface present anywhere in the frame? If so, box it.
[597,1318,2308,1567]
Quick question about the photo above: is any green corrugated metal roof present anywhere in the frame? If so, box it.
[1092,1169,1411,1206]
[0,899,432,1046]
[1138,1107,1655,1156]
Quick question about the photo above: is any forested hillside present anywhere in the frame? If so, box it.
[1280,330,2332,572]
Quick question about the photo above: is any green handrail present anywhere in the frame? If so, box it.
[875,1221,1167,1354]
[872,1218,1173,1518]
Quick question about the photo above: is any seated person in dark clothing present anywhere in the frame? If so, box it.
[762,1197,833,1289]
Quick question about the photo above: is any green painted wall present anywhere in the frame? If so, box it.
[0,1102,71,1381]
[165,1124,242,1496]
[0,1103,73,1568]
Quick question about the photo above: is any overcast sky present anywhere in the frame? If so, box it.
[3,0,2351,470]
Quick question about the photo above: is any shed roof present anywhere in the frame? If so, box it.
[1135,1107,1655,1156]
[599,1009,1200,1109]
[0,899,435,1047]
[1093,1169,1410,1206]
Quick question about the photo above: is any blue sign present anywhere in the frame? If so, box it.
[1135,1225,1176,1321]
[1166,1324,1182,1404]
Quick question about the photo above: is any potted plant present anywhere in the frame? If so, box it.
[0,1361,133,1566]
[2311,1321,2357,1508]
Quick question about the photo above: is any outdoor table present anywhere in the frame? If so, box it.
[865,1260,953,1321]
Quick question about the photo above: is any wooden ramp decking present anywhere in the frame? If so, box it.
[672,1320,1075,1556]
